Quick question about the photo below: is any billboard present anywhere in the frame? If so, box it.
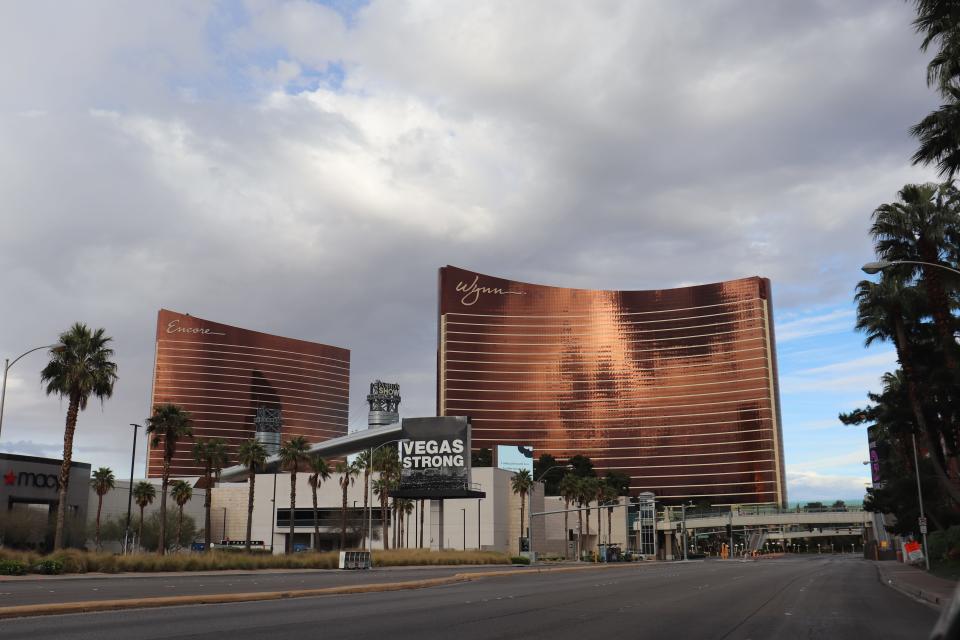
[496,445,534,475]
[399,416,471,493]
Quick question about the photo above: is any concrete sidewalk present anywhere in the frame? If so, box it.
[875,561,959,608]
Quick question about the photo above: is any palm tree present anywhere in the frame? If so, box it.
[308,456,331,551]
[336,461,359,550]
[510,470,533,549]
[237,439,267,552]
[89,467,115,550]
[398,499,415,548]
[145,403,194,555]
[193,438,228,551]
[278,436,311,554]
[855,274,960,504]
[170,479,193,551]
[133,481,156,552]
[870,182,960,370]
[558,473,579,559]
[40,323,118,549]
[373,447,399,549]
[419,498,425,548]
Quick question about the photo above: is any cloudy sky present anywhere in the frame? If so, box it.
[0,1,938,501]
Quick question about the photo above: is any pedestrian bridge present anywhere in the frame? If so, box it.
[657,508,873,533]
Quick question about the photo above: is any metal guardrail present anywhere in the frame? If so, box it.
[667,506,865,522]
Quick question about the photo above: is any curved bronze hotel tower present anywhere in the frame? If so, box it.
[147,310,350,477]
[438,266,786,506]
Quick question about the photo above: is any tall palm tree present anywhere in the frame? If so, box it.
[870,182,960,370]
[145,403,194,555]
[193,438,228,551]
[580,477,599,549]
[336,460,359,550]
[133,481,156,552]
[510,470,533,549]
[40,323,118,549]
[593,478,606,545]
[419,498,425,548]
[279,436,311,554]
[373,447,399,549]
[308,456,331,551]
[855,275,960,504]
[602,484,618,546]
[237,439,267,552]
[170,479,193,551]
[559,473,579,560]
[89,467,115,551]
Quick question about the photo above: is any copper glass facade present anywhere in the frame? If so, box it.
[147,310,350,477]
[438,266,786,506]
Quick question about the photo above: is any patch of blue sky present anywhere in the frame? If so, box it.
[312,0,371,27]
[774,299,894,499]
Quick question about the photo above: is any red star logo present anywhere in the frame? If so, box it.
[3,470,15,486]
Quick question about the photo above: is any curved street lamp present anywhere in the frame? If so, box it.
[861,259,960,277]
[0,343,66,442]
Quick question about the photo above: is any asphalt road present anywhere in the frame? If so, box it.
[0,556,939,639]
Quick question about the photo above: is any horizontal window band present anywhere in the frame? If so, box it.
[154,358,350,391]
[444,336,764,357]
[626,469,777,480]
[471,447,776,461]
[446,392,772,413]
[150,396,348,417]
[471,433,775,447]
[445,314,764,337]
[159,338,350,365]
[582,459,775,470]
[623,489,778,498]
[450,406,771,423]
[444,325,766,348]
[152,384,349,406]
[445,364,770,384]
[471,419,770,433]
[154,385,349,413]
[156,353,349,382]
[446,385,772,406]
[471,438,773,451]
[611,479,778,489]
[146,415,347,430]
[442,297,763,320]
[445,375,771,395]
[444,345,768,366]
[157,346,351,376]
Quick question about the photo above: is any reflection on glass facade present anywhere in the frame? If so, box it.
[148,309,350,477]
[438,266,786,506]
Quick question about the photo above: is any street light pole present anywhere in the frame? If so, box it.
[461,508,466,550]
[680,501,693,561]
[124,423,141,554]
[0,344,65,442]
[912,433,932,571]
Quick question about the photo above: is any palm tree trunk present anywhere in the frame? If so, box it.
[519,492,526,547]
[563,498,570,559]
[177,505,184,551]
[419,499,425,548]
[918,246,959,370]
[381,492,389,550]
[245,475,255,552]
[158,460,170,555]
[340,481,348,550]
[313,484,321,551]
[95,494,103,550]
[288,472,297,554]
[203,466,213,551]
[138,506,145,552]
[607,507,613,546]
[54,393,80,550]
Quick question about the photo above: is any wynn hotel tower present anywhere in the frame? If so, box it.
[147,310,350,477]
[437,266,786,506]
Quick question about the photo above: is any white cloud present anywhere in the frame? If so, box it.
[787,469,871,502]
[780,351,898,394]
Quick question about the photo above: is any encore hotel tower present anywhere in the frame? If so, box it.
[438,266,786,506]
[147,310,350,477]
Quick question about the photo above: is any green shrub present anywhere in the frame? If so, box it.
[34,559,64,575]
[510,556,530,565]
[0,559,26,575]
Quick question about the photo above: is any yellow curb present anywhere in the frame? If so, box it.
[0,563,633,620]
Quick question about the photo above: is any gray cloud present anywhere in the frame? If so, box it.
[0,1,939,486]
